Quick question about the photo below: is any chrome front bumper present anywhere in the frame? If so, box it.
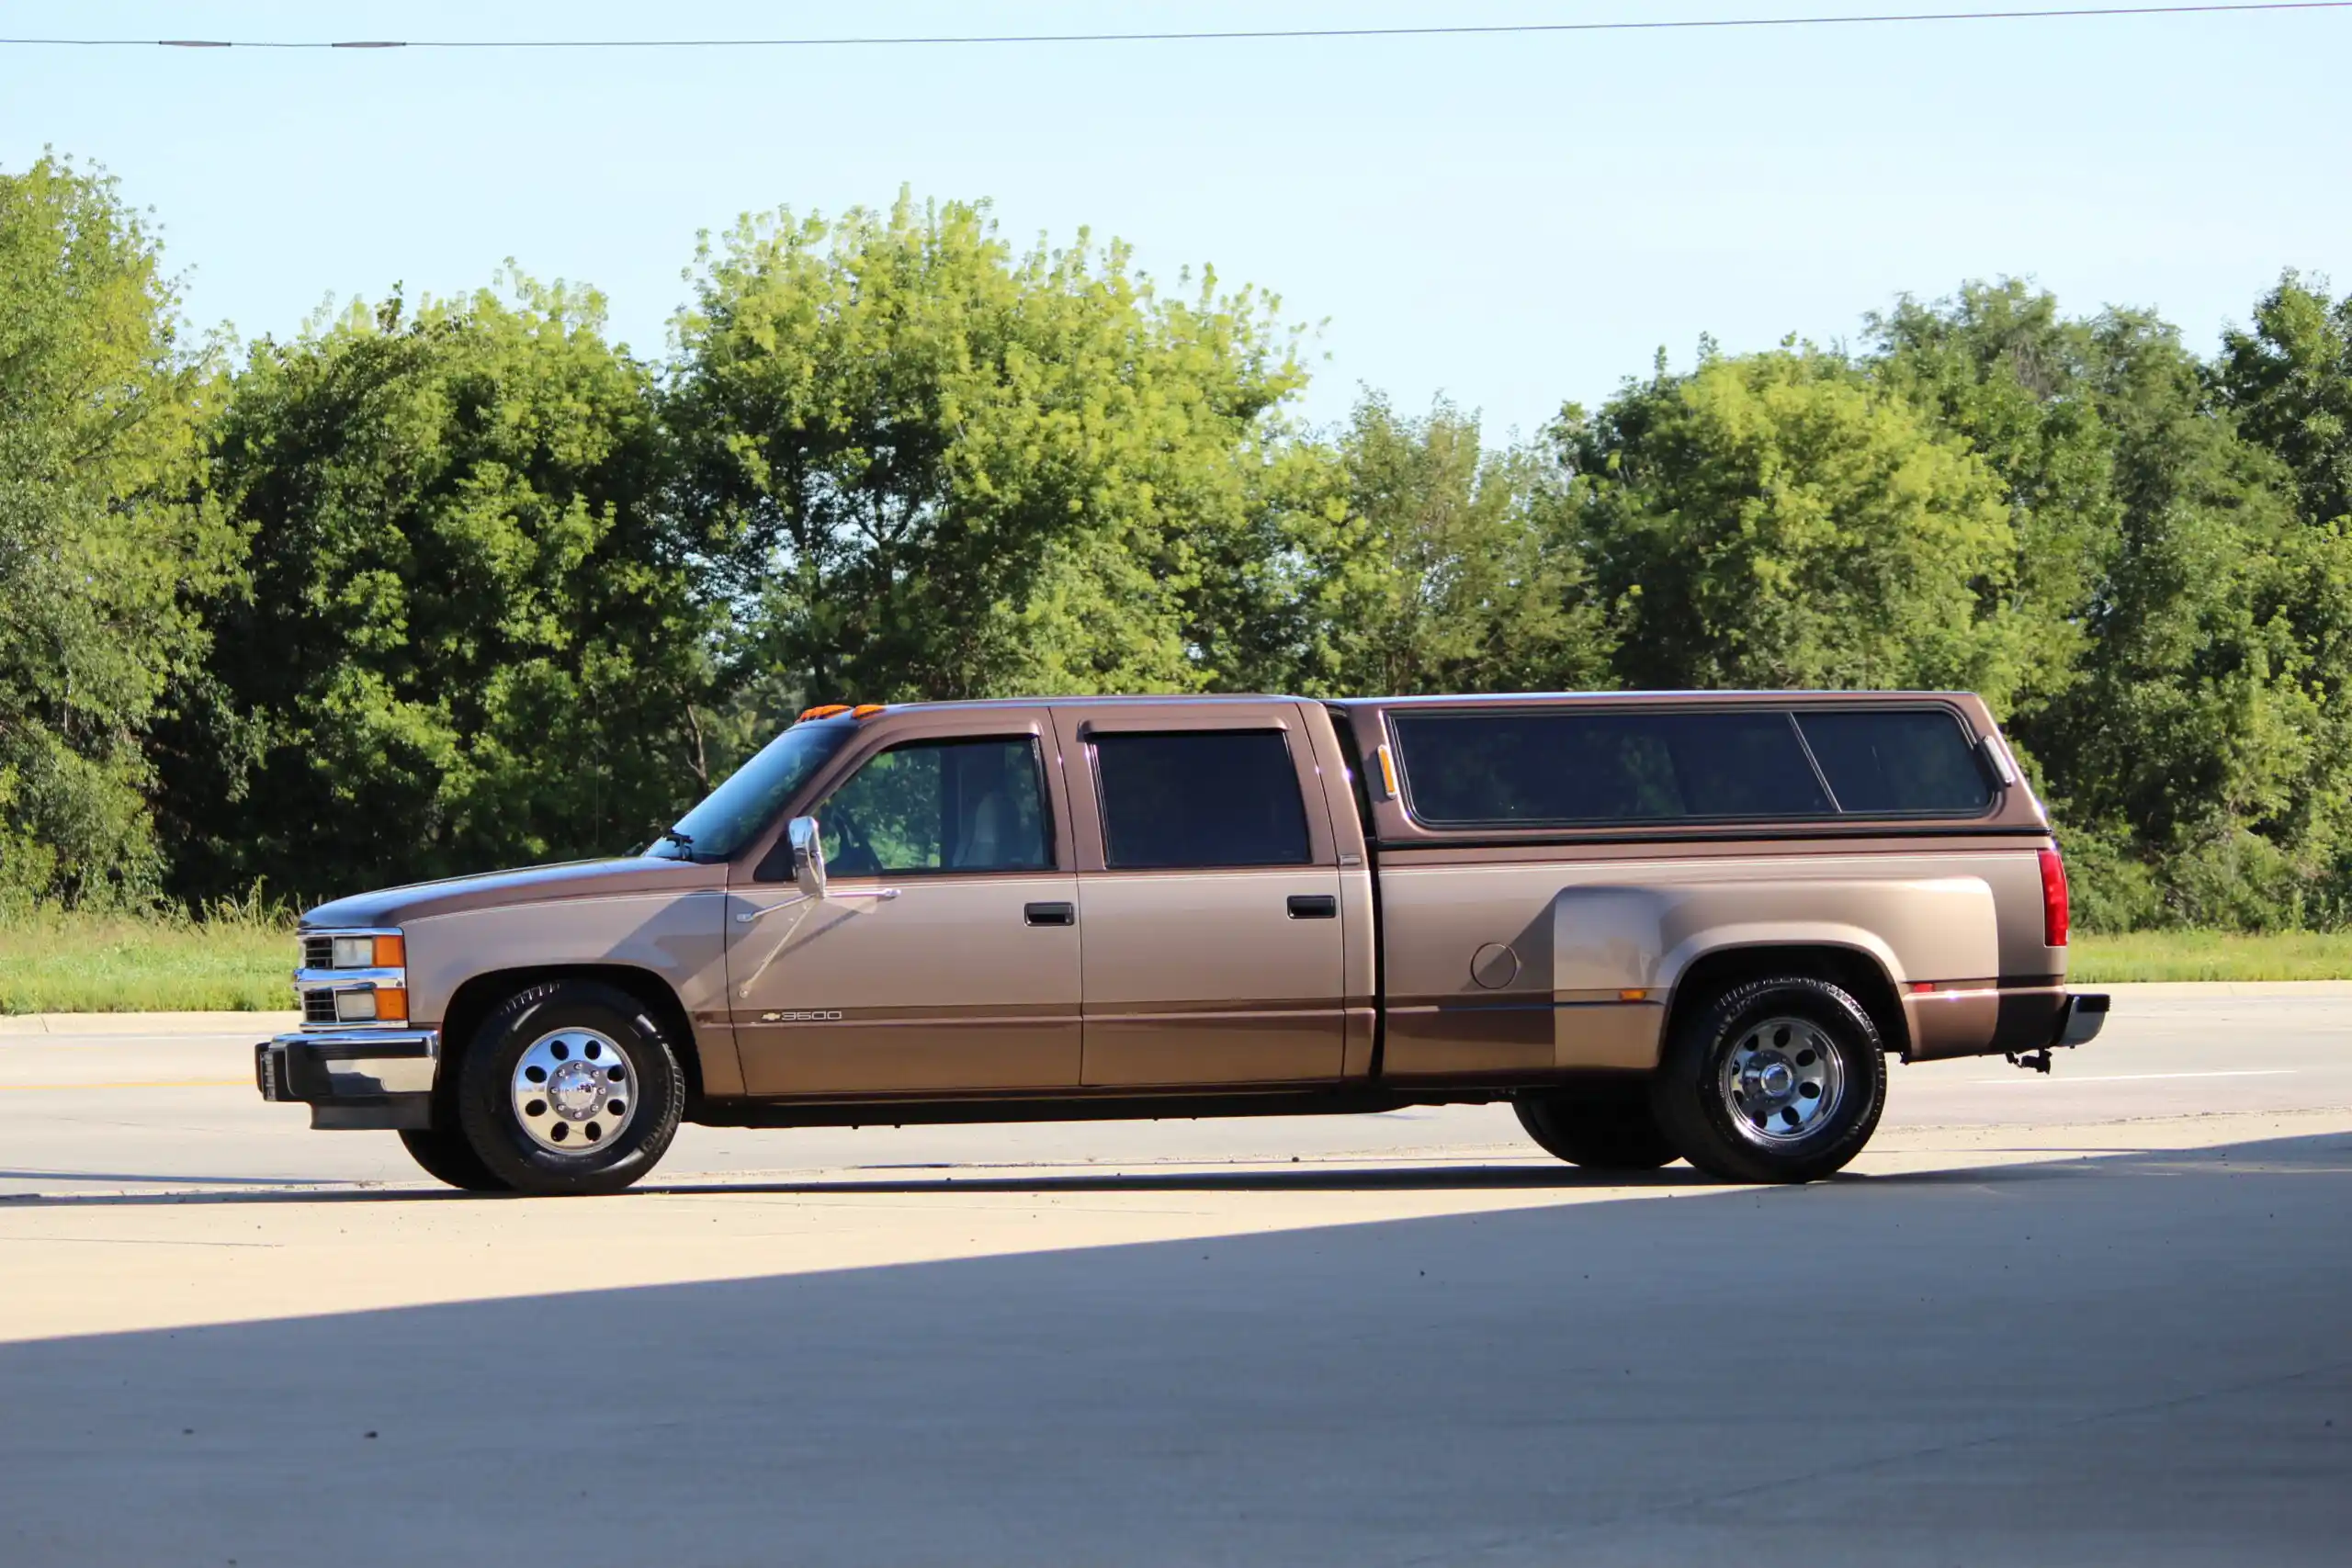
[255,1028,439,1130]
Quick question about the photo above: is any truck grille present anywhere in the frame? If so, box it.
[303,991,339,1025]
[302,934,334,970]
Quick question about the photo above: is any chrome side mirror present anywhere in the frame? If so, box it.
[787,816,827,901]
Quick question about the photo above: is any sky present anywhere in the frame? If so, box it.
[3,0,2347,438]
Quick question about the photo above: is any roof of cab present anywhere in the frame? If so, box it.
[809,689,1979,718]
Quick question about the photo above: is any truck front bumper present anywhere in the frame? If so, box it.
[255,1029,438,1130]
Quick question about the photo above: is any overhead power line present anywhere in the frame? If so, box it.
[2,3,2347,51]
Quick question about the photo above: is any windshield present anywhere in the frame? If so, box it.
[649,720,854,862]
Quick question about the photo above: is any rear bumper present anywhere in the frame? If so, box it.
[255,1029,437,1130]
[1904,985,2109,1062]
[2055,991,2109,1047]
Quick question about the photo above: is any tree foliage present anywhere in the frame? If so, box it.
[155,278,711,898]
[0,156,236,904]
[1228,395,1613,697]
[10,150,2352,932]
[1557,347,2030,702]
[667,195,1306,711]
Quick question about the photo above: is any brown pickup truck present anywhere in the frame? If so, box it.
[256,692,2109,1194]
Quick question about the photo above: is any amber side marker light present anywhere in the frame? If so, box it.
[373,934,405,969]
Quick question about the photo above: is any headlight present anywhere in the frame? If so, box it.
[332,935,376,969]
[334,987,409,1023]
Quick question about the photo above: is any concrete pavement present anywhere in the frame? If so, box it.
[0,989,2346,1564]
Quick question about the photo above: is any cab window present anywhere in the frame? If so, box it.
[1091,730,1313,869]
[818,738,1051,876]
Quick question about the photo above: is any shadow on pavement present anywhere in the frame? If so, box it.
[2,1130,2347,1567]
[0,1159,1697,1207]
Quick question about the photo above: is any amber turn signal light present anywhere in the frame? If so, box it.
[373,933,405,969]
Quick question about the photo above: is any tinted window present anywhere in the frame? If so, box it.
[819,739,1050,875]
[1795,710,1991,815]
[1094,731,1313,869]
[1392,710,1831,826]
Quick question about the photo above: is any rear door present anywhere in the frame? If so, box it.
[1053,703,1348,1088]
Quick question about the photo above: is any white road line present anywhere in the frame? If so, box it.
[1958,1069,2300,1086]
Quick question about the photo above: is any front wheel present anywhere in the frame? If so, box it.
[457,980,684,1196]
[1649,976,1886,1184]
[1514,1087,1679,1170]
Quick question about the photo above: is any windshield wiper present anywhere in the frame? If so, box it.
[654,828,697,858]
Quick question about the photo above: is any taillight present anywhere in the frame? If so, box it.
[2039,846,2070,948]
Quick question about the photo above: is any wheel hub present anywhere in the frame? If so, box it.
[511,1028,636,1156]
[1720,1016,1844,1146]
[547,1059,605,1122]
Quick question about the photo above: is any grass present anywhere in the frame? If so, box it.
[2,908,2349,1013]
[0,907,295,1014]
[2068,930,2352,983]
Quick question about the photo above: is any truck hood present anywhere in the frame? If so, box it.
[300,856,725,929]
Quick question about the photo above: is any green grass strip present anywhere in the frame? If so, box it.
[0,911,293,1014]
[2067,931,2352,983]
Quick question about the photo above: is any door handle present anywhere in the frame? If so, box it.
[1024,901,1075,927]
[1286,895,1339,919]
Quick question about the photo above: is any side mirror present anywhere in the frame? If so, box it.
[787,816,827,901]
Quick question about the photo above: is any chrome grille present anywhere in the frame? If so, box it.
[303,991,338,1025]
[302,934,334,970]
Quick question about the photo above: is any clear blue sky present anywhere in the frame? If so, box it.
[4,1,2346,436]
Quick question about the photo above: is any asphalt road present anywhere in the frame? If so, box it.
[2,987,2347,1565]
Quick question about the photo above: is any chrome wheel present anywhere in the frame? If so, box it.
[1719,1015,1844,1145]
[510,1028,637,1156]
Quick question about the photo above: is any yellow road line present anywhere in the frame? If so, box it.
[0,1078,248,1091]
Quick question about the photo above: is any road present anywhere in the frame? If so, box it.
[1,987,2347,1565]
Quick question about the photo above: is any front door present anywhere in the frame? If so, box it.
[729,728,1082,1096]
[1057,707,1349,1088]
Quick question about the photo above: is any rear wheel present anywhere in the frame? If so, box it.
[1649,976,1886,1184]
[457,980,684,1196]
[1514,1087,1679,1170]
[397,1125,510,1192]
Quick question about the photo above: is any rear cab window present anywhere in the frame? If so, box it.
[1388,705,1992,829]
[1091,730,1313,868]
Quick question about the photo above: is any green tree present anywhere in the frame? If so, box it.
[1869,284,2350,928]
[2218,272,2352,530]
[0,154,237,904]
[666,193,1308,710]
[1555,346,2031,702]
[158,276,713,898]
[1208,393,1611,696]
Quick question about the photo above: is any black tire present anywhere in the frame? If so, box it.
[456,980,684,1196]
[1514,1087,1679,1170]
[397,1125,511,1192]
[1649,976,1887,1184]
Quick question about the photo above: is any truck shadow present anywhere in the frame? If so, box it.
[0,1159,1697,1208]
[10,1124,2343,1208]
